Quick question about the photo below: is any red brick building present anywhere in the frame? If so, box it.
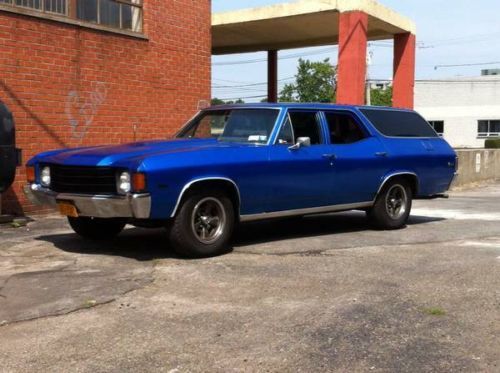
[0,0,211,215]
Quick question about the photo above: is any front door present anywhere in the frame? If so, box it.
[267,110,336,212]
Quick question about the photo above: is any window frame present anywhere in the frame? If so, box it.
[477,119,500,138]
[0,0,145,37]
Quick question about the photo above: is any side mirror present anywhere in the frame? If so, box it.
[288,137,311,151]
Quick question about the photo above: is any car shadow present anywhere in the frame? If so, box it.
[234,211,445,246]
[36,211,445,261]
[36,227,181,261]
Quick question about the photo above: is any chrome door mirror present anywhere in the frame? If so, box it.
[288,137,311,150]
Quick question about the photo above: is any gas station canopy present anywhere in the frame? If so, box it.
[212,0,416,55]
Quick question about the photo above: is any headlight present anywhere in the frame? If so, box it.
[118,172,131,194]
[41,166,51,187]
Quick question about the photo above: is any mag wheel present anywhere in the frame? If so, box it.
[367,179,412,230]
[169,189,235,258]
[68,217,126,240]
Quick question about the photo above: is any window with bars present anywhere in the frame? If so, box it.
[0,0,66,15]
[0,0,143,33]
[478,120,500,138]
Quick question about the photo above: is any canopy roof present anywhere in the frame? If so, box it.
[212,0,416,55]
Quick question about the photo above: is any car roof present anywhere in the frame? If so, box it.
[205,103,415,113]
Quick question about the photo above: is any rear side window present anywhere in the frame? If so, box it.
[360,109,438,138]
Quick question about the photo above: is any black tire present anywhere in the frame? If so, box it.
[367,178,413,230]
[68,217,126,240]
[169,188,235,258]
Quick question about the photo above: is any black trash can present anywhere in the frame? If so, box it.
[0,101,21,194]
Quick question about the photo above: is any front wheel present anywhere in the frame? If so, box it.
[68,217,126,240]
[367,179,412,230]
[168,189,235,258]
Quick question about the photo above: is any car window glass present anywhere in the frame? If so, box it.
[324,112,365,144]
[287,111,322,145]
[178,109,279,144]
[360,109,438,138]
[276,116,294,145]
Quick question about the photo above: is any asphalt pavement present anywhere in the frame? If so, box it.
[0,183,499,372]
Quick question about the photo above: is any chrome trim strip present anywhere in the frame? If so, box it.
[376,172,419,196]
[239,201,373,222]
[24,184,151,219]
[171,177,241,218]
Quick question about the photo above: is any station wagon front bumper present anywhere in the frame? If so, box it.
[24,184,151,219]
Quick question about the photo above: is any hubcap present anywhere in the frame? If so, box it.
[385,184,408,220]
[191,197,226,244]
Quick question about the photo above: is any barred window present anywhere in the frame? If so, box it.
[0,0,66,14]
[0,0,143,33]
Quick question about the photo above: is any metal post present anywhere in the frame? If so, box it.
[267,50,278,103]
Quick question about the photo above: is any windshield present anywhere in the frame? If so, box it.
[177,109,279,144]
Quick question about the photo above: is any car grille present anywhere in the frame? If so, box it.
[48,165,118,195]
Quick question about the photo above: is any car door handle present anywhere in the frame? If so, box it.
[375,152,388,157]
[322,154,337,160]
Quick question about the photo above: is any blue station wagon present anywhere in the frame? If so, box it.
[25,104,458,257]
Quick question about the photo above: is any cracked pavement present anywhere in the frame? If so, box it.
[0,184,499,372]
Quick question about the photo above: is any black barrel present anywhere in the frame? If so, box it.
[0,101,17,193]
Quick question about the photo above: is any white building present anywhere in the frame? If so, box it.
[415,75,500,148]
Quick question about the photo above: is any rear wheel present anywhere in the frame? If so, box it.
[68,217,126,240]
[168,189,235,258]
[367,179,412,230]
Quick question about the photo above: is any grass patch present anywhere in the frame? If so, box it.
[423,307,446,316]
[83,299,97,308]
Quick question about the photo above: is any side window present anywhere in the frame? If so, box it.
[286,111,322,145]
[325,112,366,144]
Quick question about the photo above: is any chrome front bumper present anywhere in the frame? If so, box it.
[24,184,151,219]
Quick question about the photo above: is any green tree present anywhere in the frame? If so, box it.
[279,58,337,103]
[370,86,392,107]
[211,98,225,106]
[211,98,245,106]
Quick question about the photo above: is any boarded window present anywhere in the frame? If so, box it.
[360,109,438,138]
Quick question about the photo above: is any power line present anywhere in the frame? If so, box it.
[216,94,268,101]
[212,76,295,88]
[434,61,500,70]
[213,47,336,66]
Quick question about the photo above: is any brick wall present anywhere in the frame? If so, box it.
[0,0,212,215]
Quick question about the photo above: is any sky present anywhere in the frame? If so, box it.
[211,0,500,102]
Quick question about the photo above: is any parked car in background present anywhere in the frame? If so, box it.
[25,104,458,257]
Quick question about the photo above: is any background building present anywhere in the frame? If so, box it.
[0,0,211,215]
[415,75,500,148]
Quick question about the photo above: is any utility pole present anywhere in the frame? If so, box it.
[365,50,373,106]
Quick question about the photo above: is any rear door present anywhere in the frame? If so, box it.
[322,110,390,204]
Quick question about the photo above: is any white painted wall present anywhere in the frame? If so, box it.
[414,76,500,148]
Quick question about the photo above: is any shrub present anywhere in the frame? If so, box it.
[485,138,500,149]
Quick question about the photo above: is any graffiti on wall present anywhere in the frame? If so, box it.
[65,82,107,140]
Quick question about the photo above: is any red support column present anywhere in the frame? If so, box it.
[267,50,278,103]
[337,11,368,105]
[393,33,416,109]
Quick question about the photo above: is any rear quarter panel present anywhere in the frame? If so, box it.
[375,137,456,196]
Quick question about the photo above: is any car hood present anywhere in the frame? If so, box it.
[36,139,257,168]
